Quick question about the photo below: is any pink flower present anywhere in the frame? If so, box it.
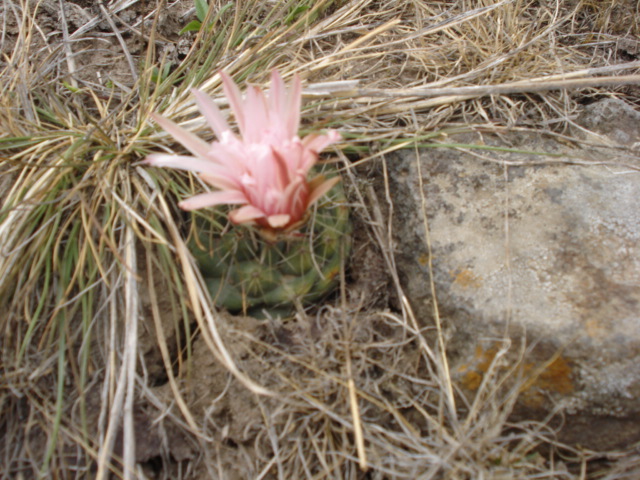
[146,70,341,231]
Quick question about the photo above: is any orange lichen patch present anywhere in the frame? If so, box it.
[418,253,429,266]
[521,355,574,395]
[458,346,574,398]
[463,371,484,390]
[518,355,574,409]
[458,346,500,391]
[451,268,482,289]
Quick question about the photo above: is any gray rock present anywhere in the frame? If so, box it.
[577,97,640,147]
[384,107,640,450]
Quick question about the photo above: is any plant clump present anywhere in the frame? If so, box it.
[146,70,351,316]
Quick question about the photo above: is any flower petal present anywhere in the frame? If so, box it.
[281,179,308,222]
[307,175,341,207]
[266,214,291,229]
[220,71,246,135]
[205,139,247,176]
[145,154,239,189]
[243,86,269,143]
[179,190,247,210]
[270,148,292,190]
[151,113,211,158]
[269,69,286,127]
[286,73,302,139]
[302,130,341,153]
[228,205,266,224]
[145,153,213,172]
[199,172,239,191]
[191,88,231,139]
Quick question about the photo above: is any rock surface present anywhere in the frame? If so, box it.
[384,99,640,450]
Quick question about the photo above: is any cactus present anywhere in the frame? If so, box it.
[146,70,350,316]
[190,179,350,317]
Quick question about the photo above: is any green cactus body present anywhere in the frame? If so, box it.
[189,181,351,317]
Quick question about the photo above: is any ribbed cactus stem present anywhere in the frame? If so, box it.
[189,180,351,317]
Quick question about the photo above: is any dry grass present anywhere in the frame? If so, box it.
[1,0,639,478]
